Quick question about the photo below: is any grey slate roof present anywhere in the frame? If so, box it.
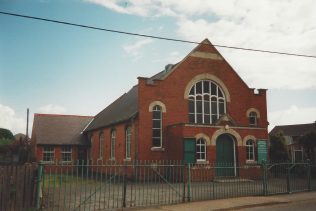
[84,85,138,132]
[270,122,316,137]
[33,114,93,145]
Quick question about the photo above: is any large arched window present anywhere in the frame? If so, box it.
[188,80,226,124]
[196,138,206,162]
[110,129,116,160]
[152,105,162,147]
[99,132,104,159]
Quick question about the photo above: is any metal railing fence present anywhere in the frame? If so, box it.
[37,160,315,211]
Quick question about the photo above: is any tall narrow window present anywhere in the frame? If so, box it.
[89,136,93,160]
[43,146,54,163]
[246,140,255,161]
[99,132,104,159]
[110,129,116,159]
[188,80,226,124]
[125,127,132,159]
[249,112,257,126]
[61,146,72,163]
[152,105,162,147]
[196,138,206,162]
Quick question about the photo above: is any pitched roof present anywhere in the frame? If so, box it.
[270,122,316,137]
[84,85,138,132]
[85,38,248,132]
[32,114,93,145]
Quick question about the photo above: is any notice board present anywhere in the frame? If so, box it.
[257,139,268,162]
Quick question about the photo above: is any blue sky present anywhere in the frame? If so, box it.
[0,0,316,135]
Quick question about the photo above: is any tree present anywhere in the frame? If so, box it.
[269,131,289,162]
[299,131,316,164]
[0,128,14,153]
[0,128,14,140]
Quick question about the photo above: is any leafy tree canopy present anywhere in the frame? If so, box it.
[0,128,14,140]
[299,131,316,163]
[0,128,14,147]
[269,131,289,162]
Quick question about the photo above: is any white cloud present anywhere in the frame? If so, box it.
[122,38,153,60]
[0,104,25,135]
[38,104,67,114]
[88,0,316,90]
[268,105,316,131]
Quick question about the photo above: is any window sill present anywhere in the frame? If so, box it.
[124,158,132,162]
[196,160,209,164]
[246,160,258,164]
[151,147,165,152]
[60,161,72,164]
[41,161,54,164]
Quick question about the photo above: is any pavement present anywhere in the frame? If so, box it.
[127,191,316,211]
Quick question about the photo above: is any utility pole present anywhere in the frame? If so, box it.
[26,108,29,140]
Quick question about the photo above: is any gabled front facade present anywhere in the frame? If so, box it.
[85,39,269,175]
[31,114,93,163]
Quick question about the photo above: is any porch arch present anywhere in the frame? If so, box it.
[210,128,242,146]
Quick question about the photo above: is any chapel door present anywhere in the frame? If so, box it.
[216,134,236,176]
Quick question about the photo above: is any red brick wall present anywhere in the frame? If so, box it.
[89,120,137,162]
[135,43,268,162]
[89,42,269,164]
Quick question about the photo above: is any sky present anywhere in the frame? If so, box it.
[0,0,316,135]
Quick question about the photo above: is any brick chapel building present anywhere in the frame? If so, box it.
[84,39,269,176]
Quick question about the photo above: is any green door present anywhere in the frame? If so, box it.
[184,138,196,164]
[216,134,235,176]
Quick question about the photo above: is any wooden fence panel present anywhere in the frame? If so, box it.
[0,163,38,211]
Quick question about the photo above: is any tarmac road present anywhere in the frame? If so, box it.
[132,191,316,211]
[241,198,316,211]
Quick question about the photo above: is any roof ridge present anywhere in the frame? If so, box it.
[34,113,94,118]
[275,122,315,127]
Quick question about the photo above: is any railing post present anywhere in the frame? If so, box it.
[307,159,311,191]
[187,163,191,202]
[122,163,127,208]
[262,160,267,196]
[286,163,291,194]
[182,161,186,202]
[35,162,43,209]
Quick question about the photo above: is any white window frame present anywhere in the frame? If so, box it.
[89,136,93,160]
[61,146,72,163]
[196,138,206,162]
[99,132,104,159]
[110,129,116,160]
[188,80,226,124]
[43,146,55,163]
[125,127,132,159]
[246,140,255,161]
[152,105,162,148]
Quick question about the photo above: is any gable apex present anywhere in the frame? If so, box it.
[155,38,222,81]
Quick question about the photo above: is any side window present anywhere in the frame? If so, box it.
[43,146,54,163]
[196,138,206,162]
[99,132,104,159]
[125,127,132,159]
[110,129,116,159]
[61,146,72,163]
[246,139,255,161]
[249,112,257,126]
[152,105,162,147]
